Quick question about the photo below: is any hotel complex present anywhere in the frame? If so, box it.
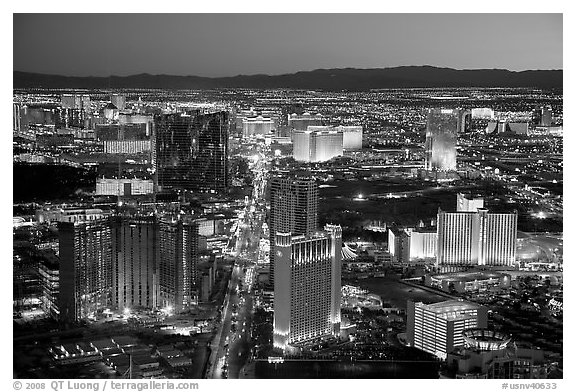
[273,225,342,349]
[437,208,517,271]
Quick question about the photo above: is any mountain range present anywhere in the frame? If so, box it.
[13,66,562,91]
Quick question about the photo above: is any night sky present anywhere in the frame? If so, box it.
[13,13,563,77]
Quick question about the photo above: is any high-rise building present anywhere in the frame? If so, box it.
[388,227,410,263]
[61,94,90,111]
[111,94,126,111]
[456,193,484,212]
[339,126,363,150]
[58,217,112,322]
[437,208,517,272]
[158,216,199,312]
[425,108,459,171]
[111,216,159,311]
[269,175,318,284]
[457,109,472,133]
[154,111,229,194]
[408,227,438,261]
[273,224,342,349]
[293,128,343,162]
[13,103,21,132]
[406,299,488,359]
[38,256,60,319]
[538,105,552,127]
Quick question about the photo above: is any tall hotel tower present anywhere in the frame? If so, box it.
[273,224,342,349]
[437,208,517,272]
[269,175,318,284]
[154,111,229,194]
[111,215,159,311]
[58,216,112,322]
[425,108,459,171]
[158,216,199,312]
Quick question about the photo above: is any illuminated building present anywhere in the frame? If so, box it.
[111,216,159,311]
[38,258,60,318]
[471,108,495,119]
[537,105,552,127]
[340,125,363,150]
[408,228,438,261]
[287,112,324,131]
[103,103,119,121]
[426,271,511,293]
[456,193,484,212]
[13,103,21,132]
[458,109,472,133]
[388,227,410,263]
[269,175,318,285]
[437,209,517,272]
[406,300,488,359]
[444,329,548,379]
[96,123,151,154]
[242,115,274,137]
[273,225,342,349]
[154,111,229,194]
[36,208,105,224]
[61,94,90,110]
[293,128,343,162]
[103,140,151,154]
[158,216,199,312]
[485,121,529,135]
[424,108,458,171]
[58,217,112,322]
[110,94,126,111]
[235,108,280,133]
[96,178,154,197]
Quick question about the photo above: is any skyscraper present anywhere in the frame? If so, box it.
[273,224,342,349]
[154,111,229,194]
[58,217,112,322]
[407,299,488,359]
[437,208,517,272]
[111,216,159,311]
[111,94,126,111]
[158,216,199,312]
[425,108,459,171]
[269,175,318,284]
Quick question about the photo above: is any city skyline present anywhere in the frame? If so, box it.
[14,13,562,77]
[12,10,564,383]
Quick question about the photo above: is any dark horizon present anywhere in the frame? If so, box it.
[13,66,563,91]
[12,64,564,79]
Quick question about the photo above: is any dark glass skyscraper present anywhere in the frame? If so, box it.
[111,215,159,311]
[58,217,112,323]
[154,111,229,194]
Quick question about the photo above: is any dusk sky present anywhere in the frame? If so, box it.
[13,13,563,77]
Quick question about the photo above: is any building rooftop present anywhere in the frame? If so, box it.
[416,300,482,321]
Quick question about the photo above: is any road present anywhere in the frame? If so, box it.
[207,143,270,378]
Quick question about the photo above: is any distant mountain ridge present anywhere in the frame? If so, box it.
[13,66,563,90]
